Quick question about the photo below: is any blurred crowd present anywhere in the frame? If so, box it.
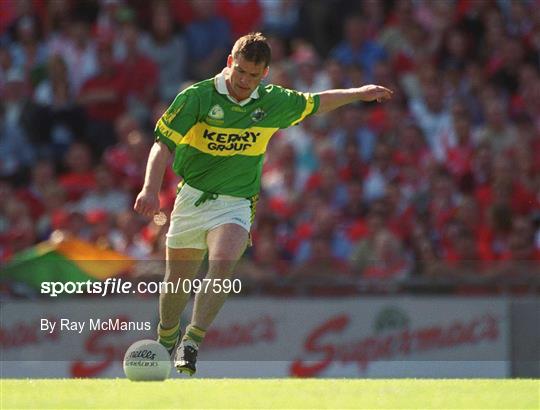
[1,0,539,286]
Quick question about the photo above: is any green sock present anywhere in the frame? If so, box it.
[157,322,180,351]
[183,324,206,345]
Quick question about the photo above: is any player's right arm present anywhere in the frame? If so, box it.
[134,141,171,217]
[134,87,200,217]
[315,85,393,114]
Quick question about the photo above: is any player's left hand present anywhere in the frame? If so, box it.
[358,85,393,103]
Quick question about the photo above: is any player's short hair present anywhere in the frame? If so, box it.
[232,32,271,67]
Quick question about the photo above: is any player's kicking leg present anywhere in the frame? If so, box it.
[158,247,205,356]
[175,223,248,376]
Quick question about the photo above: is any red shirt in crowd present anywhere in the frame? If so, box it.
[79,64,127,122]
[59,172,96,201]
[216,0,262,38]
[123,55,158,102]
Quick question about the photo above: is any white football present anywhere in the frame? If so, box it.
[123,339,171,381]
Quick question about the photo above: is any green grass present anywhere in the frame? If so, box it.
[1,379,538,409]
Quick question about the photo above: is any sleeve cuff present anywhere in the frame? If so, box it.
[155,132,176,152]
[311,94,320,115]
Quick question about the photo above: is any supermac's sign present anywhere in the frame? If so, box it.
[0,298,509,378]
[290,312,499,377]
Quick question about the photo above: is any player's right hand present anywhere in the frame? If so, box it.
[133,190,160,218]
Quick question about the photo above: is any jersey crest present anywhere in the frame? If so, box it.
[250,108,266,122]
[208,104,225,120]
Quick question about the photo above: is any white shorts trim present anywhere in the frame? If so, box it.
[166,183,251,250]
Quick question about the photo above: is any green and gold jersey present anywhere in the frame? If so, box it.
[154,73,320,197]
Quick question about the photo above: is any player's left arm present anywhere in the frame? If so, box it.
[314,85,393,114]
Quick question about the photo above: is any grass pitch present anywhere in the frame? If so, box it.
[1,379,538,409]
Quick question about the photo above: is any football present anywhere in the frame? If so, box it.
[123,340,171,381]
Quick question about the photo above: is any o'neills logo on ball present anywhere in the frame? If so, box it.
[123,339,171,381]
[128,349,157,360]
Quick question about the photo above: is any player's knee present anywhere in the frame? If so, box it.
[207,260,236,278]
[209,249,239,261]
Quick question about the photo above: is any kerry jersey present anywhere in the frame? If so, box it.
[154,73,320,197]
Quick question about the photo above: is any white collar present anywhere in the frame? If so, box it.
[214,70,259,106]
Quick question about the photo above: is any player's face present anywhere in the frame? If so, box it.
[226,54,269,101]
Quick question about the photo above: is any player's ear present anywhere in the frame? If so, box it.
[263,66,269,78]
[226,55,233,68]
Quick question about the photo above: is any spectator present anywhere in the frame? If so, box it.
[104,114,150,191]
[9,15,47,84]
[474,100,517,153]
[454,196,483,244]
[349,208,386,274]
[43,0,72,42]
[304,157,347,209]
[263,161,304,219]
[94,0,123,39]
[478,204,514,261]
[184,0,231,80]
[437,28,471,72]
[330,15,387,82]
[35,182,67,240]
[362,230,411,279]
[260,0,300,39]
[15,158,56,221]
[292,233,350,279]
[513,139,537,198]
[323,59,348,89]
[502,216,539,263]
[0,68,35,179]
[49,17,97,94]
[338,137,366,184]
[341,181,365,225]
[294,205,350,263]
[78,39,126,154]
[393,123,433,177]
[76,164,130,214]
[60,210,92,241]
[34,54,85,160]
[110,210,151,258]
[0,199,36,257]
[413,234,440,277]
[427,168,460,235]
[139,2,187,102]
[330,103,376,163]
[443,224,484,275]
[363,142,399,203]
[378,0,417,62]
[236,234,287,282]
[443,105,475,183]
[34,54,70,105]
[0,43,14,93]
[115,16,158,124]
[217,0,262,39]
[475,154,536,218]
[86,209,114,249]
[409,79,453,161]
[58,142,96,201]
[488,36,526,95]
[383,181,415,241]
[291,42,330,93]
